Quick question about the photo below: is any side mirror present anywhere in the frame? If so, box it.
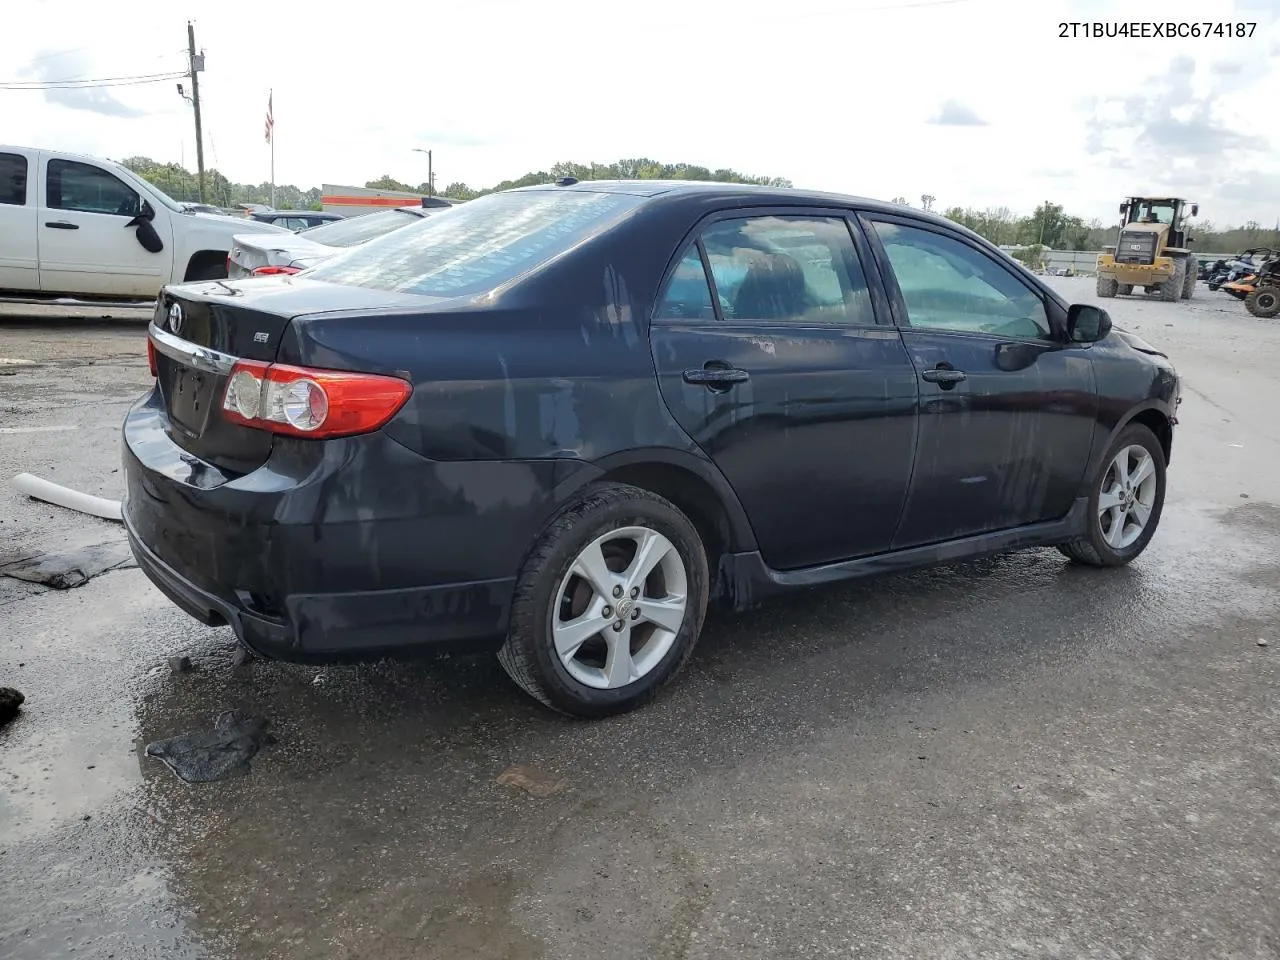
[1118,202,1127,215]
[133,218,164,254]
[1191,204,1199,217]
[140,199,156,221]
[1067,303,1111,343]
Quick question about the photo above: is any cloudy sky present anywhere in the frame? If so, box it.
[3,0,1277,226]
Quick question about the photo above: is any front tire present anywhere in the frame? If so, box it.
[1181,259,1196,298]
[1096,276,1118,298]
[1116,283,1134,296]
[1159,260,1185,302]
[497,482,709,718]
[1245,285,1280,319]
[1058,423,1167,567]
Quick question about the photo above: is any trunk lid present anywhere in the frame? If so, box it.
[149,277,439,476]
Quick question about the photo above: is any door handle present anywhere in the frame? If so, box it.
[682,365,750,389]
[45,221,79,230]
[921,367,967,387]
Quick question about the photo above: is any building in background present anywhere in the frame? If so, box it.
[320,184,458,217]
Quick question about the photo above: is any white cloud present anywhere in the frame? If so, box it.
[2,0,1277,225]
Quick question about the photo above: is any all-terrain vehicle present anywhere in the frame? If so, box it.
[1223,252,1280,319]
[1207,248,1275,293]
[1096,197,1198,302]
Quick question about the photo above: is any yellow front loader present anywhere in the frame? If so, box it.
[1096,197,1198,302]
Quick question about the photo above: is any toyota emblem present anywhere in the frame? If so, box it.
[167,302,184,336]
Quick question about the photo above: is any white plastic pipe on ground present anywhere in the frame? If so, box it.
[11,473,123,522]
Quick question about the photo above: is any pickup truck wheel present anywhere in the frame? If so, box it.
[498,482,709,718]
[1058,423,1167,568]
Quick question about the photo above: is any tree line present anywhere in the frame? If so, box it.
[117,155,1277,255]
[938,201,1280,258]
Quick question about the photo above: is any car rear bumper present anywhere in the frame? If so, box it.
[123,508,514,662]
[121,389,587,662]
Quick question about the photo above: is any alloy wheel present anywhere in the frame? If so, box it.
[1097,444,1158,550]
[550,526,689,690]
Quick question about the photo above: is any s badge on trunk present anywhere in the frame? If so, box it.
[168,302,184,337]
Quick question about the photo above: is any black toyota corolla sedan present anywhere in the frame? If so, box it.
[123,179,1181,717]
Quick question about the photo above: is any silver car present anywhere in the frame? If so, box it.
[227,205,432,278]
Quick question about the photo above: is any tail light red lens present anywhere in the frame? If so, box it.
[251,265,302,276]
[221,360,412,439]
[146,337,157,376]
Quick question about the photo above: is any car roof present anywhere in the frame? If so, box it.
[508,178,962,231]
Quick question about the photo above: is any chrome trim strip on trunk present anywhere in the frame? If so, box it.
[148,321,239,375]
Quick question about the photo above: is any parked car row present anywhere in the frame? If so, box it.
[123,178,1181,719]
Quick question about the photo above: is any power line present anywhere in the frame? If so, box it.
[0,71,187,90]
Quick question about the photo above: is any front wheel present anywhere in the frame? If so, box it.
[1245,285,1280,319]
[497,482,709,717]
[1058,423,1167,567]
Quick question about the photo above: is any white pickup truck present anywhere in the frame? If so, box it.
[0,145,290,302]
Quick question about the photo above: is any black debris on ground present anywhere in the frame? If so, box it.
[0,540,136,590]
[168,655,193,674]
[0,687,25,726]
[144,709,276,784]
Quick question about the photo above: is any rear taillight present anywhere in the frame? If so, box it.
[221,360,412,439]
[146,337,157,377]
[251,265,302,276]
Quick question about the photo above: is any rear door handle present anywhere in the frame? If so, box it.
[921,368,967,386]
[683,366,750,388]
[45,221,79,230]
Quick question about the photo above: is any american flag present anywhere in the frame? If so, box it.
[265,91,274,144]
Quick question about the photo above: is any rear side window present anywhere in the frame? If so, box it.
[0,153,27,206]
[654,248,717,320]
[47,159,140,217]
[303,190,644,297]
[699,216,875,324]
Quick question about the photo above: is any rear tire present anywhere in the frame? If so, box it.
[1245,285,1280,320]
[497,482,709,718]
[1116,283,1133,296]
[1158,260,1185,302]
[1058,423,1167,568]
[1096,277,1118,298]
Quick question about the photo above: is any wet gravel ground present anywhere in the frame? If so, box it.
[2,280,1279,960]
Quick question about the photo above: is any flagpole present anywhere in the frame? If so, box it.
[269,88,276,209]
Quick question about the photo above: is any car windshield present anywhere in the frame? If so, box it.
[297,208,423,247]
[303,189,645,297]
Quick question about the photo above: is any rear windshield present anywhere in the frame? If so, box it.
[299,208,422,247]
[302,189,644,297]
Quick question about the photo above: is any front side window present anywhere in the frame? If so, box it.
[47,160,140,217]
[0,153,28,206]
[698,216,875,324]
[304,190,644,296]
[872,221,1052,340]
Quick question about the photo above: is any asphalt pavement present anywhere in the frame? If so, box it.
[1,280,1278,960]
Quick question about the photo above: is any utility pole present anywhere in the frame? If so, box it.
[187,21,206,203]
[412,147,435,195]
